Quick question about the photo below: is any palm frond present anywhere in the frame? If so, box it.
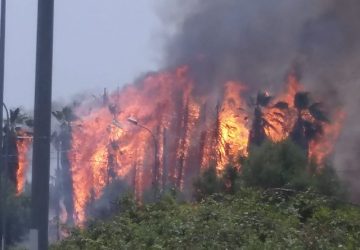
[270,118,284,126]
[309,103,330,123]
[256,92,272,107]
[303,120,323,140]
[294,92,310,110]
[273,101,289,110]
[25,119,34,127]
[263,119,278,133]
[52,111,64,122]
[63,107,78,122]
[10,108,20,124]
[272,111,285,119]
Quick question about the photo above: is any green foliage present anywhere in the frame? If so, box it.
[193,165,221,201]
[243,140,310,190]
[193,164,240,201]
[313,164,346,198]
[242,140,345,198]
[50,123,349,249]
[85,178,131,222]
[221,164,239,195]
[51,188,360,250]
[0,179,31,246]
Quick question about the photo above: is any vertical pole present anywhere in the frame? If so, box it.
[1,104,8,250]
[0,0,6,248]
[31,0,55,249]
[56,146,60,241]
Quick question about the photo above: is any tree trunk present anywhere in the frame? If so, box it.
[249,106,266,147]
[290,111,309,155]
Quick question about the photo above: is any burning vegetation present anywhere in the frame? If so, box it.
[46,66,344,225]
[3,108,33,195]
[10,0,360,230]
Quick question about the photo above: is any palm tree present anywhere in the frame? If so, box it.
[290,92,329,155]
[52,106,77,225]
[3,108,33,187]
[248,92,287,147]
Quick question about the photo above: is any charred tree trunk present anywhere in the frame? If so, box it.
[290,114,309,155]
[176,102,190,190]
[59,125,74,225]
[5,130,18,186]
[196,103,207,175]
[212,103,222,166]
[132,160,137,196]
[167,96,185,188]
[249,106,266,147]
[162,128,168,192]
[106,141,118,185]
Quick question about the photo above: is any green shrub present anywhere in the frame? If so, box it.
[0,179,31,246]
[243,140,310,190]
[51,188,360,250]
[193,165,221,201]
[313,163,346,198]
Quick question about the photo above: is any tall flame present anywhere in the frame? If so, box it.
[16,131,32,195]
[309,110,346,166]
[68,67,344,224]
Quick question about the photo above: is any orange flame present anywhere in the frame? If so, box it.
[201,82,249,171]
[16,131,32,195]
[68,67,344,225]
[309,110,346,166]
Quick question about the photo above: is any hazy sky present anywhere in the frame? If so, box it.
[3,0,162,109]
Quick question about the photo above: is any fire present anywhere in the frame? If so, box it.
[266,73,345,165]
[69,67,196,223]
[16,131,32,195]
[201,82,249,171]
[67,66,344,225]
[309,110,346,166]
[265,73,303,142]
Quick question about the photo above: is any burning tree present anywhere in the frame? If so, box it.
[56,67,343,225]
[2,108,32,194]
[52,106,78,224]
[290,92,329,156]
[248,92,288,148]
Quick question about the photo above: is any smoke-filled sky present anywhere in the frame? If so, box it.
[4,1,360,197]
[3,0,162,109]
[161,0,360,198]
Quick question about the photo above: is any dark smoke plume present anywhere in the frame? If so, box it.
[160,0,360,200]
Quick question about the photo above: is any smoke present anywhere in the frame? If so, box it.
[160,0,360,200]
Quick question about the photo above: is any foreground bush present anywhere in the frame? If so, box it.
[0,180,31,247]
[51,188,360,249]
[242,140,344,197]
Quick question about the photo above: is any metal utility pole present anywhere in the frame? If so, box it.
[1,103,9,250]
[0,0,6,248]
[30,0,54,249]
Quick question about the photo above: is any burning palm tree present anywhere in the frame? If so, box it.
[248,92,286,147]
[3,108,33,193]
[52,106,78,224]
[290,92,329,156]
